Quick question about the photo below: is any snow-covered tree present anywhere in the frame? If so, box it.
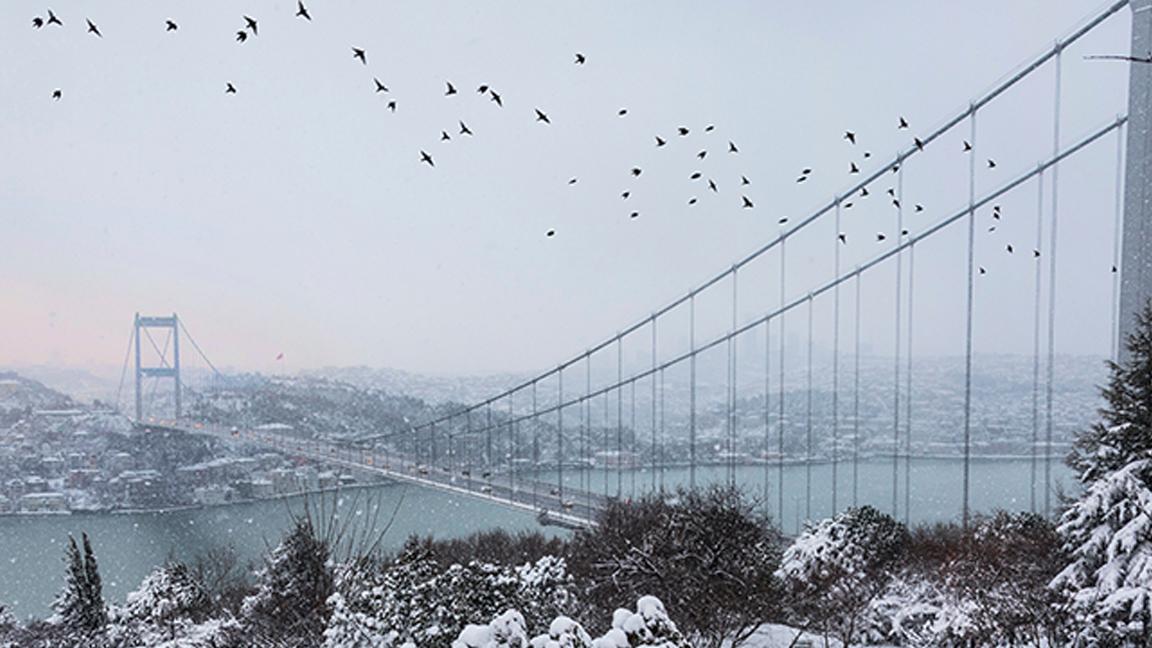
[777,506,907,646]
[452,610,530,648]
[107,561,216,646]
[52,532,108,637]
[530,616,593,648]
[1054,301,1152,644]
[597,596,691,648]
[242,517,334,647]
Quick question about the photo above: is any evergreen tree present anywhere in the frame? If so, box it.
[53,532,108,636]
[241,517,334,647]
[1054,300,1152,644]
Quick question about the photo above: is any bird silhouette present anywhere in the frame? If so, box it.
[1034,250,1041,258]
[445,82,457,96]
[678,127,689,136]
[845,131,856,144]
[893,199,901,208]
[535,109,550,124]
[796,176,808,183]
[1113,265,1119,273]
[802,168,812,175]
[914,137,924,151]
[741,175,750,185]
[575,52,586,64]
[374,78,388,93]
[728,141,738,153]
[52,89,61,100]
[459,121,472,136]
[697,150,707,160]
[352,47,367,64]
[779,217,789,225]
[236,30,248,42]
[86,19,101,37]
[225,82,236,94]
[690,172,702,180]
[546,230,555,238]
[441,131,451,141]
[742,196,754,209]
[963,140,972,152]
[987,159,997,168]
[989,226,997,232]
[708,179,717,192]
[850,162,859,174]
[618,108,628,116]
[477,84,489,94]
[244,15,258,35]
[915,204,924,212]
[386,100,396,112]
[32,17,44,28]
[568,178,577,185]
[490,90,503,106]
[420,151,434,167]
[887,188,895,197]
[655,137,666,147]
[705,124,715,132]
[844,202,854,209]
[47,10,62,26]
[979,267,987,275]
[688,197,697,205]
[898,116,909,129]
[631,167,642,177]
[877,233,887,241]
[165,19,178,31]
[296,1,311,20]
[630,211,639,219]
[622,191,630,199]
[864,151,872,158]
[861,187,870,197]
[1004,244,1013,254]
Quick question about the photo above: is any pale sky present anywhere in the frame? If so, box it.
[0,0,1134,376]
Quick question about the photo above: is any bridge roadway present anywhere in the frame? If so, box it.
[149,419,603,528]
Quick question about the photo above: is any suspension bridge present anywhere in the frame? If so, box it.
[121,0,1152,531]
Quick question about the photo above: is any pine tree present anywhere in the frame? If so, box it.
[1054,300,1152,644]
[53,532,108,635]
[241,517,334,647]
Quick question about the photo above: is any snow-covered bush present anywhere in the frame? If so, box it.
[241,517,334,647]
[569,486,780,648]
[323,540,576,647]
[530,616,593,648]
[106,561,221,647]
[455,597,689,648]
[776,506,907,647]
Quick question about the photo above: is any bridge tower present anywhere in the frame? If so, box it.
[134,313,181,421]
[1119,0,1152,356]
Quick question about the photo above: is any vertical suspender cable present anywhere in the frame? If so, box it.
[1044,48,1063,519]
[1111,122,1125,361]
[731,268,740,486]
[659,367,667,491]
[1031,168,1045,514]
[806,292,814,521]
[893,159,905,519]
[778,240,787,527]
[904,244,915,525]
[532,381,538,509]
[651,317,658,493]
[585,352,592,512]
[630,379,636,498]
[832,201,842,515]
[616,335,624,497]
[486,403,493,489]
[764,318,772,518]
[690,294,698,489]
[558,368,564,506]
[962,104,978,531]
[854,268,862,507]
[508,395,515,498]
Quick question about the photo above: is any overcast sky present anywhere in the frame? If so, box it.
[0,0,1134,377]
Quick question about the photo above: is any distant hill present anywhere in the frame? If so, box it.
[304,365,533,405]
[0,371,76,412]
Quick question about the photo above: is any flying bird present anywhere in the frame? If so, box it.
[892,199,901,208]
[420,150,434,167]
[225,82,236,94]
[898,116,909,129]
[742,196,754,209]
[655,136,666,147]
[618,108,628,116]
[877,233,887,241]
[1113,265,1119,273]
[575,52,586,64]
[861,187,870,197]
[708,179,718,192]
[32,17,44,28]
[490,90,503,106]
[1006,244,1014,254]
[844,131,856,144]
[690,172,702,180]
[631,167,642,177]
[352,47,367,64]
[979,267,987,275]
[850,162,859,174]
[165,19,178,31]
[296,1,311,20]
[741,176,750,185]
[374,78,388,93]
[705,124,715,132]
[987,159,997,168]
[87,19,101,37]
[914,137,924,151]
[864,151,872,158]
[445,82,457,96]
[441,131,451,141]
[728,141,738,153]
[459,121,472,135]
[477,84,489,94]
[276,352,284,361]
[887,188,896,197]
[244,15,258,35]
[236,30,248,42]
[844,202,854,209]
[801,168,812,175]
[697,150,707,160]
[52,89,61,100]
[47,10,62,26]
[678,127,689,136]
[778,217,789,225]
[796,176,808,183]
[1034,250,1041,258]
[963,140,973,152]
[622,191,630,199]
[568,178,577,185]
[535,108,550,123]
[915,204,924,212]
[386,100,396,112]
[630,211,639,219]
[546,229,556,238]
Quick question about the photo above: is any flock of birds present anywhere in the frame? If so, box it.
[27,3,1093,278]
